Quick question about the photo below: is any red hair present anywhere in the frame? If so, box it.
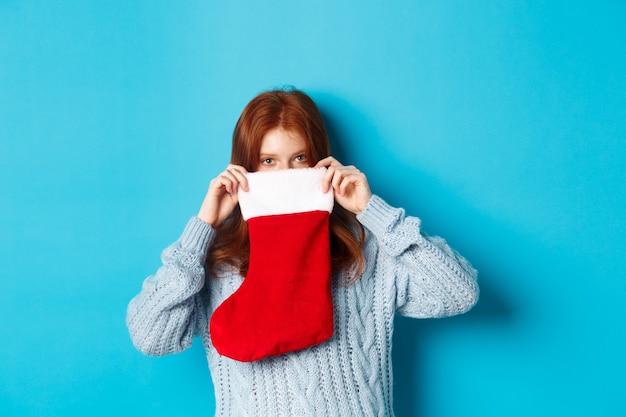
[207,88,365,283]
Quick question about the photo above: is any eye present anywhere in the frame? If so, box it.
[261,158,274,165]
[295,154,307,162]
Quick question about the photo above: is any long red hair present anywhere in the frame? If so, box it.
[207,88,365,283]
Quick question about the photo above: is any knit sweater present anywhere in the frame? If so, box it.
[126,195,478,417]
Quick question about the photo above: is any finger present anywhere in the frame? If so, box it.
[227,164,249,176]
[225,189,239,205]
[222,170,240,194]
[208,176,229,194]
[331,168,344,193]
[226,164,248,191]
[314,156,331,168]
[336,167,363,195]
[227,166,249,192]
[338,173,363,196]
[220,177,234,195]
[321,165,336,193]
[331,167,355,193]
[315,156,341,169]
[337,174,352,197]
[218,169,241,195]
[224,163,251,189]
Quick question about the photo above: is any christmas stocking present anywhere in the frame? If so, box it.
[209,167,335,362]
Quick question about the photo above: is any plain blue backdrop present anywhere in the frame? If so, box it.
[1,1,625,416]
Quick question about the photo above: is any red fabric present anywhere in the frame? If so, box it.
[209,210,334,362]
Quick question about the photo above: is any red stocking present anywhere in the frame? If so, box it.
[209,168,334,362]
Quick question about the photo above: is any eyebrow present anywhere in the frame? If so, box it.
[259,149,307,158]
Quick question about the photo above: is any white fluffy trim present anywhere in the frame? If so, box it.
[238,168,334,220]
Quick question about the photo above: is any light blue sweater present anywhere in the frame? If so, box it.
[126,195,478,416]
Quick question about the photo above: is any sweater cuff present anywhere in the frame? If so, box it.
[179,216,216,252]
[357,195,412,237]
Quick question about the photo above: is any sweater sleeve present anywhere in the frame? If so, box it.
[357,195,479,318]
[126,217,215,356]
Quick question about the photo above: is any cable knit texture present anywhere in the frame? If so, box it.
[127,195,479,416]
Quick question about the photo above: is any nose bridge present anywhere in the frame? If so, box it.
[271,160,288,170]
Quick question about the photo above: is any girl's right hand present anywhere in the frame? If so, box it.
[197,164,249,227]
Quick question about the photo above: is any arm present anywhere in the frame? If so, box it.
[127,164,248,356]
[126,217,214,356]
[357,195,479,318]
[313,156,476,316]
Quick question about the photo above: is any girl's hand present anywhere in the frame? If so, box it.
[198,164,249,227]
[315,156,372,214]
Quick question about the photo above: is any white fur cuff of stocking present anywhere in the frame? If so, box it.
[238,168,334,221]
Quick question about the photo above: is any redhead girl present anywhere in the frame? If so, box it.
[127,88,478,416]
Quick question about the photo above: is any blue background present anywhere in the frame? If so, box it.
[2,1,625,416]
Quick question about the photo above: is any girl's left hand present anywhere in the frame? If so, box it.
[315,156,372,214]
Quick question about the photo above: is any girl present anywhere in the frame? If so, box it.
[126,88,478,416]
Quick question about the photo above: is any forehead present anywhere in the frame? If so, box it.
[260,128,307,153]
